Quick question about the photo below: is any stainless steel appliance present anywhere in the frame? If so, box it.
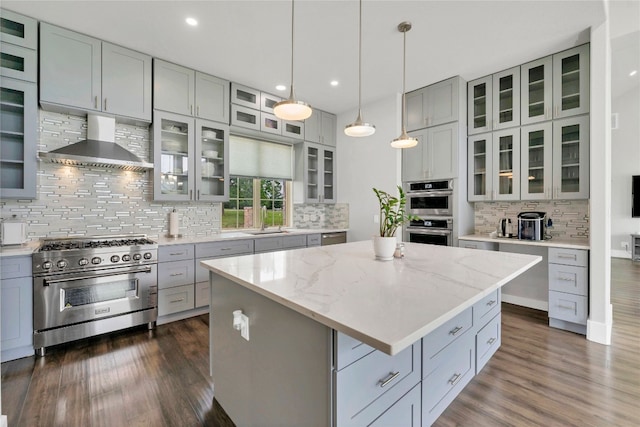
[517,212,546,240]
[405,180,454,216]
[32,234,158,356]
[321,231,346,246]
[404,217,453,246]
[497,218,514,238]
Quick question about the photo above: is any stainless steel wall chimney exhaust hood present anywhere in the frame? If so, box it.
[39,114,153,171]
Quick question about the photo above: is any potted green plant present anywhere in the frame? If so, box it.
[372,186,416,260]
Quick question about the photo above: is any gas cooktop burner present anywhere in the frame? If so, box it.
[38,235,156,252]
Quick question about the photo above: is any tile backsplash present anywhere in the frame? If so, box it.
[474,200,589,239]
[1,111,348,241]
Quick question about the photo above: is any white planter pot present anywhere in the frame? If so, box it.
[373,236,397,261]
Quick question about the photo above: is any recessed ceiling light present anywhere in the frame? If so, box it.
[330,80,339,87]
[275,85,287,91]
[630,70,638,77]
[185,17,198,26]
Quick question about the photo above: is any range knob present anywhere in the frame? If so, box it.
[110,255,120,263]
[133,253,142,261]
[143,252,152,260]
[57,260,67,269]
[42,261,52,270]
[91,257,102,265]
[122,254,131,262]
[78,258,89,266]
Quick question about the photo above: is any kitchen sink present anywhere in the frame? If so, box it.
[219,231,253,238]
[247,230,289,235]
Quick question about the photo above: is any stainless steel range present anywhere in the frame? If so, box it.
[32,234,158,356]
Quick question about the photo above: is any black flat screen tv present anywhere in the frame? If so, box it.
[633,175,640,217]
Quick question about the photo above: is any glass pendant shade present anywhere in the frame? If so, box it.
[274,0,312,121]
[345,0,375,137]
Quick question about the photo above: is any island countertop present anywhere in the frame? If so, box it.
[200,240,541,355]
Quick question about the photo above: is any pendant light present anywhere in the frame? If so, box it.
[344,0,375,137]
[274,0,312,121]
[391,22,418,149]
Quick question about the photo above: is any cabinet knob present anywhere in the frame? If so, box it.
[94,96,98,109]
[104,98,107,111]
[197,105,200,116]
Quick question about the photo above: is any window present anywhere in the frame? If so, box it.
[223,177,291,229]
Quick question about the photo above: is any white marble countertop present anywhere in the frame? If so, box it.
[157,228,347,246]
[0,241,40,258]
[200,240,541,355]
[459,234,590,250]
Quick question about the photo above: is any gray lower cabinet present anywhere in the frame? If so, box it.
[40,22,152,122]
[157,245,195,316]
[458,239,498,251]
[548,247,589,334]
[1,255,33,362]
[254,234,307,253]
[369,384,421,427]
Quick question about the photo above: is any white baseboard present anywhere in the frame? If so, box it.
[611,249,631,259]
[501,294,548,311]
[587,304,613,345]
[1,414,7,427]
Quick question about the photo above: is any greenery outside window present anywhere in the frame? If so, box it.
[223,177,291,229]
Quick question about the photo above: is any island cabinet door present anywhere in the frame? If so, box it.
[334,342,421,426]
[368,383,421,427]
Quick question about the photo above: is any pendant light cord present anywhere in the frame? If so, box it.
[357,0,362,115]
[401,27,407,133]
[289,0,295,98]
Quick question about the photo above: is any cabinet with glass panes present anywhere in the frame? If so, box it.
[152,110,229,202]
[293,142,336,204]
[520,122,553,200]
[553,115,589,199]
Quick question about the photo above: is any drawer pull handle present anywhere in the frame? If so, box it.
[170,273,184,277]
[221,248,232,251]
[486,300,496,307]
[557,254,577,260]
[169,252,185,256]
[487,337,496,345]
[558,277,576,282]
[170,298,185,304]
[449,326,463,336]
[558,304,575,310]
[448,373,462,386]
[378,371,400,388]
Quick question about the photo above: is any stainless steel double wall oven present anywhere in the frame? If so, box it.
[404,180,454,246]
[32,235,158,356]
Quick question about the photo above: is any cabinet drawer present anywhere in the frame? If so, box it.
[282,234,307,249]
[334,331,376,371]
[158,244,194,262]
[307,234,321,247]
[158,284,194,316]
[196,239,253,259]
[0,42,37,82]
[195,281,210,308]
[0,256,32,280]
[458,240,498,251]
[158,259,194,289]
[335,343,421,427]
[473,289,500,328]
[548,247,588,267]
[231,104,260,131]
[548,291,587,324]
[422,331,474,426]
[369,383,421,427]
[423,306,473,363]
[476,313,501,374]
[231,83,260,109]
[549,264,588,295]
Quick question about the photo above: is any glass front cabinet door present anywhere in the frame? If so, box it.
[153,112,193,201]
[303,143,336,204]
[195,120,229,202]
[553,115,589,199]
[520,122,553,200]
[492,67,520,131]
[467,134,492,201]
[322,147,336,203]
[521,56,553,125]
[467,76,492,135]
[553,44,590,119]
[492,129,521,201]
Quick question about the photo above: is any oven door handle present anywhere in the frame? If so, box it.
[406,229,452,236]
[408,190,453,197]
[42,266,153,286]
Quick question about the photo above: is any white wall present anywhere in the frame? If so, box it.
[611,85,640,258]
[337,94,402,243]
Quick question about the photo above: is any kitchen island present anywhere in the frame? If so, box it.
[201,241,541,426]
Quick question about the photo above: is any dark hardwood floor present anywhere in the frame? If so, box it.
[2,259,638,426]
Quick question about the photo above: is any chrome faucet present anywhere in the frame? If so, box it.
[260,206,267,231]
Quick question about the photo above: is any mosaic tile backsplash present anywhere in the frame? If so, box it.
[474,200,589,239]
[0,111,347,240]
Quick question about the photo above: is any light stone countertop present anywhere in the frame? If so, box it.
[0,241,40,258]
[459,234,590,250]
[200,240,541,355]
[157,228,348,246]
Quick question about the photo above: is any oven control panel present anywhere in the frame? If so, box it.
[33,248,158,274]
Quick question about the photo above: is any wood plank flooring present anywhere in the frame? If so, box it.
[2,258,638,426]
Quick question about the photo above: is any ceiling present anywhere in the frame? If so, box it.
[3,1,635,115]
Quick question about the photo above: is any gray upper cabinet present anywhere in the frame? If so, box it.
[552,115,589,199]
[552,44,590,119]
[0,42,37,82]
[231,83,260,109]
[0,9,37,49]
[153,59,195,117]
[403,122,459,182]
[492,67,520,131]
[195,71,229,123]
[40,23,151,122]
[521,56,553,125]
[467,75,493,135]
[305,110,336,146]
[154,59,229,124]
[406,77,459,132]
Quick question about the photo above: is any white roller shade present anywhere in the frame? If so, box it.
[229,135,293,180]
